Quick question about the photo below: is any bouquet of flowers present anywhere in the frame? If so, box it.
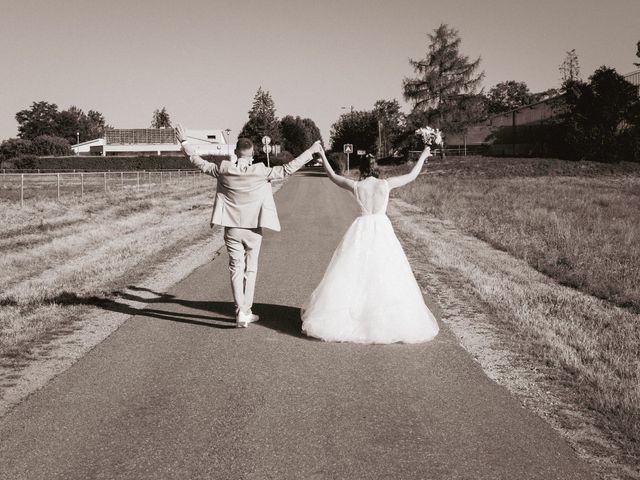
[415,126,444,146]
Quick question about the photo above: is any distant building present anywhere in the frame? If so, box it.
[71,128,234,156]
[447,69,640,153]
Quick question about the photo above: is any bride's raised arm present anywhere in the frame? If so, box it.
[319,147,355,191]
[386,145,431,189]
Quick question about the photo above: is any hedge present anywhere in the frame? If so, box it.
[1,155,229,171]
[1,151,301,171]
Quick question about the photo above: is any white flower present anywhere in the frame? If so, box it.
[415,126,444,146]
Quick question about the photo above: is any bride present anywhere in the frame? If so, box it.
[301,144,439,344]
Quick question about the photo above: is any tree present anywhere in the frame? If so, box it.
[31,135,72,156]
[56,106,106,144]
[15,102,107,144]
[239,87,281,156]
[560,49,581,84]
[403,24,484,130]
[560,66,640,162]
[280,116,323,156]
[15,101,60,140]
[301,118,323,146]
[486,81,533,114]
[329,110,378,155]
[635,41,640,67]
[373,99,405,157]
[0,135,71,159]
[0,138,34,160]
[151,107,171,128]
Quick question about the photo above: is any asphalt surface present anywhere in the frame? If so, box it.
[0,170,595,479]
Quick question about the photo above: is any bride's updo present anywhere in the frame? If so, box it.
[359,154,379,179]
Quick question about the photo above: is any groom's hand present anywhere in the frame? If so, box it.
[175,124,187,143]
[310,140,322,153]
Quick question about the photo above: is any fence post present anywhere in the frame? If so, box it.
[137,171,140,190]
[104,172,107,193]
[148,171,151,190]
[81,172,84,199]
[57,173,60,201]
[121,171,124,189]
[160,171,163,186]
[20,174,24,207]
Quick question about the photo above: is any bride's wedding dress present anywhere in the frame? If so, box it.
[302,177,439,344]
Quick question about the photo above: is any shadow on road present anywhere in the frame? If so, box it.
[43,287,307,339]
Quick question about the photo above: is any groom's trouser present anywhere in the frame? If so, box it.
[223,227,263,314]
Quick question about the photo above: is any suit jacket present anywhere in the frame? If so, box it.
[185,147,315,231]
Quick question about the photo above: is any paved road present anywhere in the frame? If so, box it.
[0,171,594,479]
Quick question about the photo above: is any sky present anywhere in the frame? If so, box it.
[1,0,639,144]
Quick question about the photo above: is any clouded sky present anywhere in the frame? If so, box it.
[1,0,638,143]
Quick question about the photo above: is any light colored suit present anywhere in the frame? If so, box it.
[186,148,315,231]
[184,145,316,315]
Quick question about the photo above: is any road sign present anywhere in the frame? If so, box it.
[262,145,272,154]
[357,150,366,155]
[262,136,271,145]
[343,144,353,154]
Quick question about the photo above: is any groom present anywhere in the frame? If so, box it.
[175,125,321,327]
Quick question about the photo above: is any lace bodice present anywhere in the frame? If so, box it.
[353,177,389,216]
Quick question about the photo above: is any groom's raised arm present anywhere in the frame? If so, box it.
[175,124,220,177]
[265,141,322,180]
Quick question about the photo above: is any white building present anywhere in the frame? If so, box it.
[71,128,234,156]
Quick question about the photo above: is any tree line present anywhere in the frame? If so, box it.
[0,90,323,165]
[328,24,640,163]
[237,86,323,161]
[0,103,177,161]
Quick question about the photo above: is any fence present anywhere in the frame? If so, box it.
[1,169,209,207]
[1,167,196,174]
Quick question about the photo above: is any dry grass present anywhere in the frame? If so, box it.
[382,156,640,312]
[0,178,218,367]
[381,156,640,473]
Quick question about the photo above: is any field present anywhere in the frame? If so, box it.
[380,156,640,469]
[0,176,218,371]
[384,156,640,312]
[0,169,203,203]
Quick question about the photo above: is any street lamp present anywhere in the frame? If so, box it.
[76,131,80,155]
[224,128,231,157]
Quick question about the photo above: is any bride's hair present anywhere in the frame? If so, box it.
[359,154,379,179]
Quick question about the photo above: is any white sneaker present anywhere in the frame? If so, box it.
[246,310,259,324]
[236,310,250,328]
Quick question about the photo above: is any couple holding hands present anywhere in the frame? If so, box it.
[176,125,438,344]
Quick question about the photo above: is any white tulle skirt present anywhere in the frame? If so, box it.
[301,214,439,344]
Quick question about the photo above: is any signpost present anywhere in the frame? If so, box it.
[343,144,353,171]
[262,136,272,167]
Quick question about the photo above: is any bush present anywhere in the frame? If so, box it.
[3,155,228,171]
[14,155,39,169]
[0,135,72,159]
[31,135,72,156]
[0,138,33,160]
[559,67,640,163]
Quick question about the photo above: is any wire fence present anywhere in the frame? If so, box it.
[1,170,209,207]
[0,168,198,174]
